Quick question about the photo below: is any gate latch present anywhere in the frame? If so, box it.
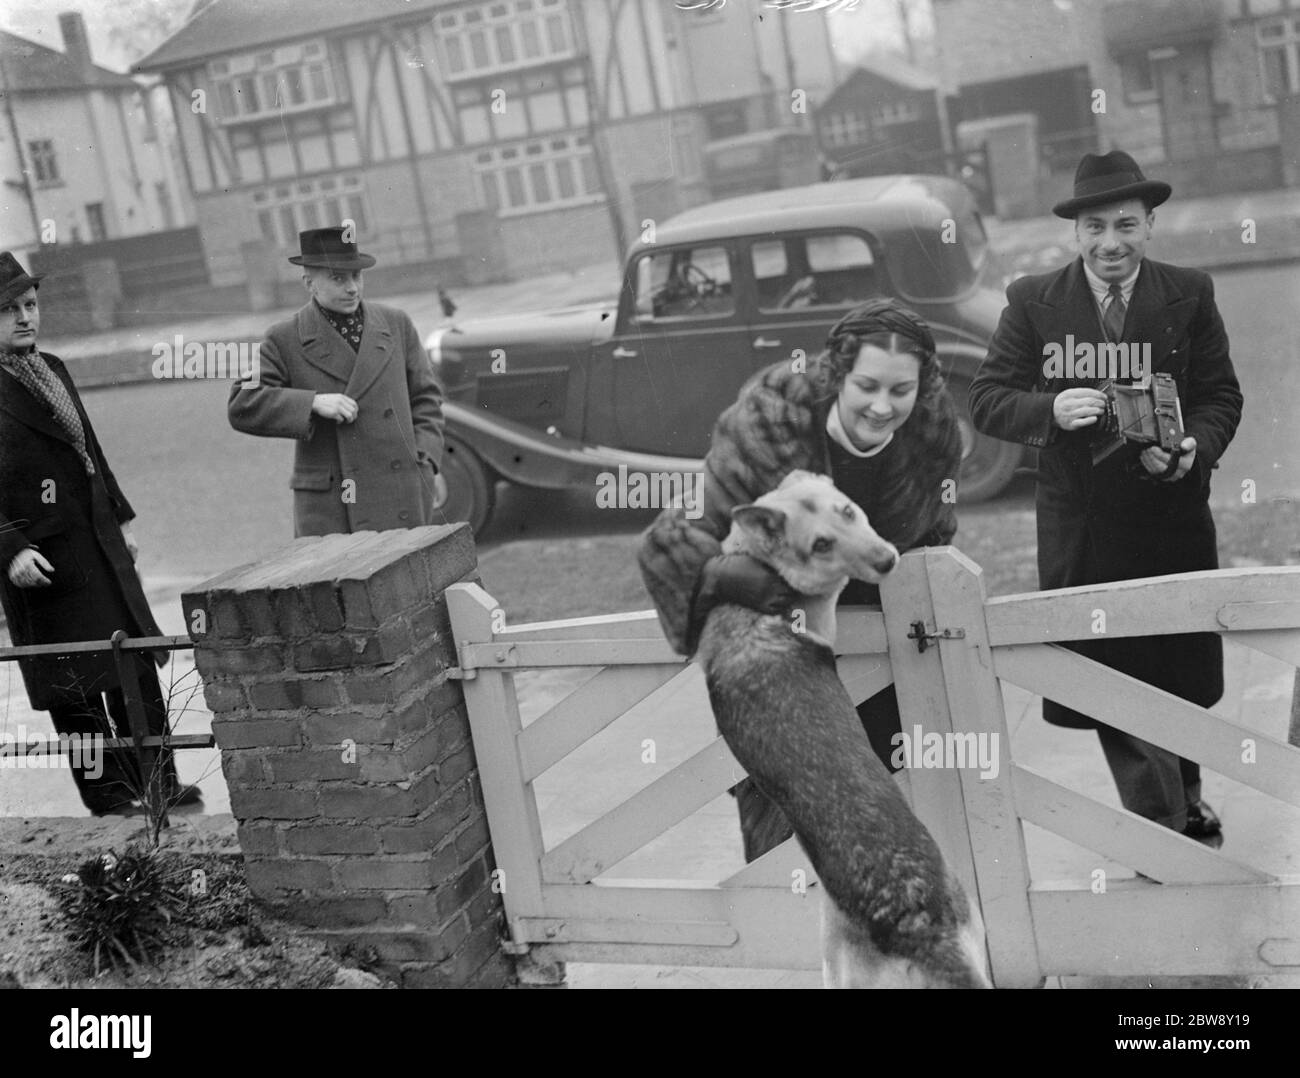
[907,620,965,653]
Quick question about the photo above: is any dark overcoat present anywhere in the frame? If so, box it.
[638,351,962,654]
[968,257,1243,727]
[228,301,445,536]
[0,354,164,710]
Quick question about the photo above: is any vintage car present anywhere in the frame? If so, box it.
[425,174,1023,535]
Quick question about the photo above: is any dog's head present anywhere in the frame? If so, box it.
[725,471,900,596]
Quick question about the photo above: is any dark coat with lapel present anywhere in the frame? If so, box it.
[639,352,962,654]
[0,353,164,710]
[228,300,445,537]
[969,257,1243,727]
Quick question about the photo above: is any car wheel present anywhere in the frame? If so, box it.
[435,437,495,537]
[946,376,1023,503]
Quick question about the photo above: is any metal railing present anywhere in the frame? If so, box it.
[0,630,212,828]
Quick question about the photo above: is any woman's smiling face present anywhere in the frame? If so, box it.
[836,343,921,450]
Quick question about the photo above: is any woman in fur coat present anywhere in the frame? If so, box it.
[638,298,964,861]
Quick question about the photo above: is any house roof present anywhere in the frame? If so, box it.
[135,0,450,72]
[819,54,939,115]
[841,54,938,95]
[0,29,139,93]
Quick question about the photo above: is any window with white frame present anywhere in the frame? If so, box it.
[1120,50,1159,103]
[253,175,369,248]
[210,40,338,124]
[875,100,919,125]
[437,0,573,80]
[821,111,869,147]
[475,133,600,214]
[451,64,586,144]
[28,139,60,184]
[1258,15,1300,98]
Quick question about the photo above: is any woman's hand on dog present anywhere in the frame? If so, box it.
[700,554,800,615]
[687,554,800,654]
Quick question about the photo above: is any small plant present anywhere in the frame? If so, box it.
[56,846,187,976]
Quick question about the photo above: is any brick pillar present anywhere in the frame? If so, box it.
[182,526,515,989]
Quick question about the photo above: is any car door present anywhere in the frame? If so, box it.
[584,240,754,458]
[745,229,885,370]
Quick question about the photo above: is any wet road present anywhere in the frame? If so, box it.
[75,260,1299,586]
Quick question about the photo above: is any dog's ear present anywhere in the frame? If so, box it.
[731,504,786,549]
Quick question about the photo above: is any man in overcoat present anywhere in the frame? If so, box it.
[0,252,199,814]
[969,151,1243,845]
[229,228,446,536]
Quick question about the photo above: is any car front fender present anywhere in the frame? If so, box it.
[443,401,703,491]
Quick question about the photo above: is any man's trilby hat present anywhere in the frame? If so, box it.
[289,227,376,270]
[0,251,43,307]
[1052,150,1171,219]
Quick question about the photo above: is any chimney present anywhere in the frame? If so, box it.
[58,11,94,76]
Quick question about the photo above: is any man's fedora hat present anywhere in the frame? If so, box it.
[0,251,43,307]
[1052,150,1172,219]
[288,227,376,270]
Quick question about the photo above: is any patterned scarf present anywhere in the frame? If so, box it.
[316,300,364,353]
[0,348,95,475]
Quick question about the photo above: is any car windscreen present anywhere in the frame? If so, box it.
[888,207,990,302]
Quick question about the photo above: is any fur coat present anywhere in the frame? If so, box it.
[638,352,963,654]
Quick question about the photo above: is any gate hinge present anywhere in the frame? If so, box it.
[500,918,531,956]
[451,642,517,678]
[907,620,965,653]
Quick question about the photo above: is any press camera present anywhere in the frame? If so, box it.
[1090,372,1185,466]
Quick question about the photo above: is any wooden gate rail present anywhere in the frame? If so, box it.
[447,551,1300,985]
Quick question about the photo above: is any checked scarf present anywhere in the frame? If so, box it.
[0,349,95,475]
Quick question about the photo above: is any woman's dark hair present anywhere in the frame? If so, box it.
[819,297,944,401]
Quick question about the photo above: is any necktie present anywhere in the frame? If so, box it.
[1103,283,1126,343]
[0,351,95,474]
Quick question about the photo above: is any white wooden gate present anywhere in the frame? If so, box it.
[446,548,1300,986]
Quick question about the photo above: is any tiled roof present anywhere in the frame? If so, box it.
[134,0,449,72]
[853,53,938,92]
[0,29,139,92]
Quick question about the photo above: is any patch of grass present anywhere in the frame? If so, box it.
[56,845,188,975]
[32,847,251,963]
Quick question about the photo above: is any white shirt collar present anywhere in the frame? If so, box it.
[1082,259,1141,308]
[826,400,894,458]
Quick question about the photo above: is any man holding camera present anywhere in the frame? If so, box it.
[969,151,1243,847]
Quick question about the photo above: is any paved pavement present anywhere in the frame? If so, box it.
[39,184,1300,389]
[42,260,622,390]
[986,184,1300,277]
[6,184,1300,988]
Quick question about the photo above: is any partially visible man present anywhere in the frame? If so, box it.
[0,252,200,814]
[969,151,1243,847]
[229,227,447,536]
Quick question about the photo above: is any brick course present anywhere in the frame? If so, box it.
[184,525,514,986]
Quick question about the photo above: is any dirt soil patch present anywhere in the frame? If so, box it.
[0,817,388,990]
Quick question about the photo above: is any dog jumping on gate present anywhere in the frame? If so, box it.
[694,470,991,989]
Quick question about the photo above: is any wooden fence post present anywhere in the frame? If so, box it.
[881,548,1042,988]
[446,583,560,985]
